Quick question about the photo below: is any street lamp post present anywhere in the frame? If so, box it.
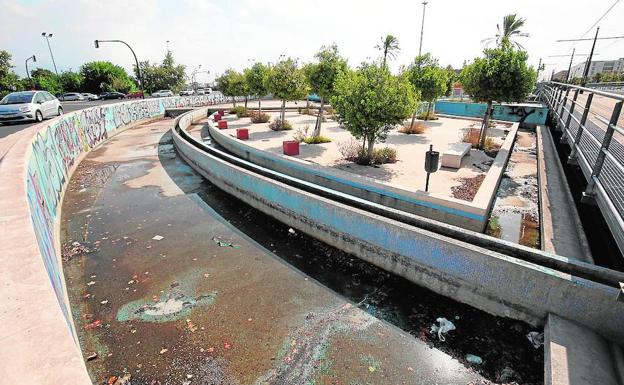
[41,32,59,76]
[25,55,37,89]
[418,1,429,57]
[94,39,145,99]
[191,65,202,91]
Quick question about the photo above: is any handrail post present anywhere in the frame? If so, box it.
[561,89,580,143]
[568,92,594,164]
[556,88,571,131]
[581,101,623,203]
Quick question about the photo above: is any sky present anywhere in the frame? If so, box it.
[1,0,623,83]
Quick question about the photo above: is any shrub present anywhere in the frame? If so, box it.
[232,105,247,118]
[269,118,293,131]
[399,121,427,134]
[462,127,481,148]
[249,111,270,123]
[293,124,311,143]
[417,110,438,120]
[483,137,499,157]
[304,136,332,144]
[373,147,398,164]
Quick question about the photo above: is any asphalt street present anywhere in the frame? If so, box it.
[0,99,122,139]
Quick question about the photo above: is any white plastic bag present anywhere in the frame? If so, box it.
[430,317,456,341]
[527,331,544,348]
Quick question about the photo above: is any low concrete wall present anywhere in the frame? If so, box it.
[0,94,228,384]
[207,115,518,232]
[435,100,548,125]
[174,107,624,345]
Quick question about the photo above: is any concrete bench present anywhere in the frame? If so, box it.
[441,142,471,168]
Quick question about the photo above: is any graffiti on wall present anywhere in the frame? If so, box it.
[25,94,224,322]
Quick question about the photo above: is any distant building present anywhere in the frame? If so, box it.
[568,58,624,79]
[552,70,568,81]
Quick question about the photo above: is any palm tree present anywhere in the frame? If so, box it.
[482,14,529,49]
[375,34,400,67]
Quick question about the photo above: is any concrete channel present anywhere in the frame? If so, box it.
[59,116,545,384]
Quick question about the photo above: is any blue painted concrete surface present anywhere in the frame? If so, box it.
[435,101,548,125]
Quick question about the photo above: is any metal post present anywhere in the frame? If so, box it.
[94,39,145,99]
[418,1,428,57]
[561,89,580,142]
[582,100,623,203]
[25,55,36,89]
[566,48,575,83]
[41,33,59,77]
[581,27,600,87]
[568,92,594,164]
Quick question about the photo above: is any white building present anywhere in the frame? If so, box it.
[568,58,624,79]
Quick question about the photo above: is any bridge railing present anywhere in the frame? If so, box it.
[539,81,624,254]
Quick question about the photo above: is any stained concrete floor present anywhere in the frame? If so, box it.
[60,118,542,384]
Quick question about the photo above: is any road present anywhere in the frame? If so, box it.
[0,99,122,139]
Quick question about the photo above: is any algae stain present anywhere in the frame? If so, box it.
[117,278,218,323]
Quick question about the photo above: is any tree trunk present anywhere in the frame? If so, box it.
[313,98,324,137]
[425,101,432,121]
[410,111,417,130]
[232,96,236,107]
[367,134,376,158]
[479,101,493,149]
[258,98,262,115]
[280,99,286,127]
[244,96,248,114]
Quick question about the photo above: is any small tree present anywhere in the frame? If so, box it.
[229,71,250,112]
[306,44,348,137]
[266,58,308,128]
[216,69,240,106]
[461,44,537,148]
[406,54,448,126]
[245,62,269,114]
[332,63,417,160]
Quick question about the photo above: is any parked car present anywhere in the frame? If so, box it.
[152,90,174,97]
[196,89,206,95]
[0,91,62,124]
[180,89,195,96]
[126,91,144,99]
[60,92,85,101]
[99,92,126,100]
[204,88,212,94]
[82,93,99,101]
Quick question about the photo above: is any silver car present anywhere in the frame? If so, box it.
[0,91,62,124]
[60,92,85,101]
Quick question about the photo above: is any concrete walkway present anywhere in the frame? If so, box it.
[60,119,489,384]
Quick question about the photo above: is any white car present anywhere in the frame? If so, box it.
[197,89,205,95]
[204,88,212,94]
[152,89,174,97]
[0,91,62,124]
[179,89,195,96]
[82,93,99,101]
[60,92,85,101]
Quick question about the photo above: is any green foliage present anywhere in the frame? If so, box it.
[81,61,136,93]
[266,58,308,102]
[484,14,530,49]
[217,69,248,106]
[461,46,536,104]
[372,146,397,164]
[306,44,348,102]
[58,70,84,92]
[249,111,270,123]
[232,105,247,118]
[245,62,269,98]
[331,63,417,157]
[269,119,293,131]
[375,35,400,67]
[31,68,62,95]
[591,71,624,83]
[0,50,22,97]
[406,53,448,103]
[136,50,186,93]
[303,136,332,144]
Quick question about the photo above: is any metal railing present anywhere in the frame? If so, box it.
[539,81,624,254]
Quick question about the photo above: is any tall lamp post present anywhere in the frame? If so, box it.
[94,39,145,99]
[41,32,59,76]
[25,55,37,89]
[418,1,429,57]
[191,65,202,91]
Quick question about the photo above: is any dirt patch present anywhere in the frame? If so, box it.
[451,174,486,201]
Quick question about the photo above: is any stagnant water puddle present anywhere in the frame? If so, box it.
[61,125,543,384]
[487,130,540,249]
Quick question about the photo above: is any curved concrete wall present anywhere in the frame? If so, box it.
[174,107,624,345]
[207,115,518,232]
[0,95,227,384]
